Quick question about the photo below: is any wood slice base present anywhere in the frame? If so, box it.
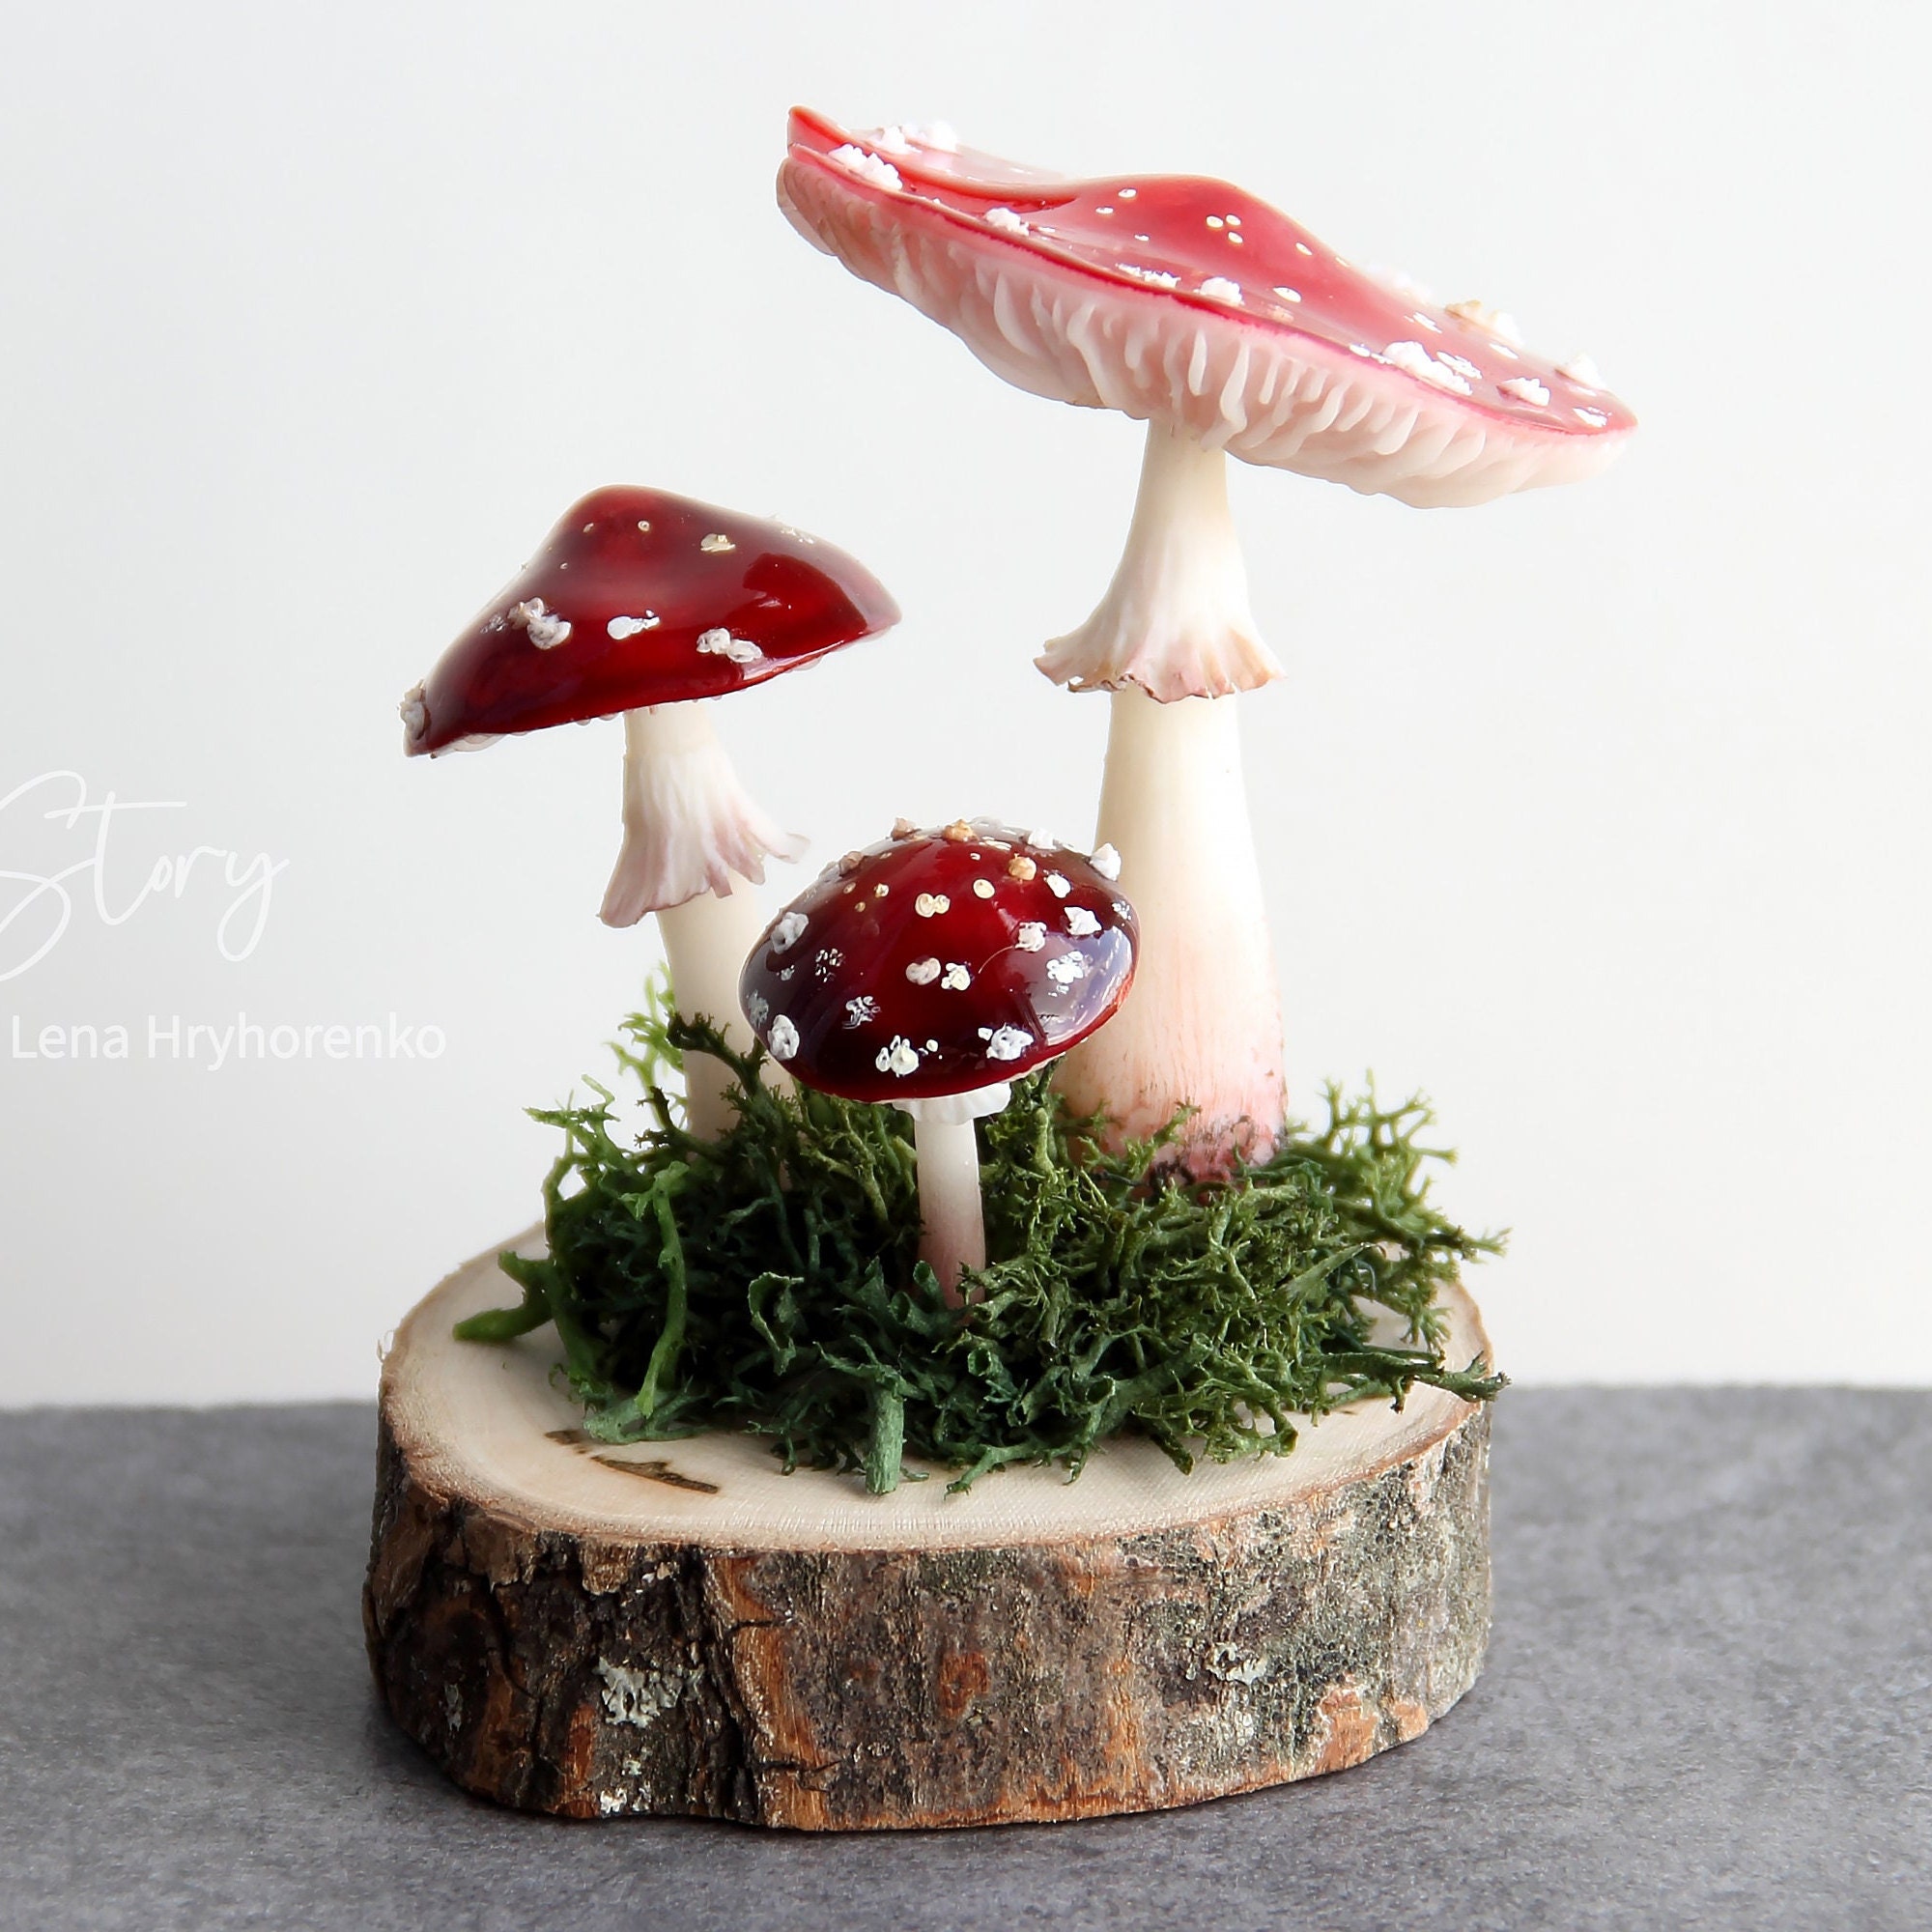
[364,1231,1494,1830]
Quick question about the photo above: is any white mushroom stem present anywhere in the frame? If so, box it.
[601,700,805,1140]
[1037,422,1281,701]
[656,882,781,1140]
[1040,424,1288,1171]
[897,1084,1010,1304]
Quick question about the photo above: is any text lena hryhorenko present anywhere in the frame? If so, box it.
[9,1013,446,1067]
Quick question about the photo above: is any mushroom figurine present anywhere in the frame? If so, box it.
[401,485,899,1137]
[738,819,1137,1299]
[779,111,1635,1169]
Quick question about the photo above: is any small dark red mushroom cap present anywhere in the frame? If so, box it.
[403,486,900,755]
[739,820,1137,1104]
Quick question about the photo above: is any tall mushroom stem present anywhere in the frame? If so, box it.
[601,700,804,1139]
[1040,423,1287,1171]
[655,883,779,1139]
[898,1086,1009,1304]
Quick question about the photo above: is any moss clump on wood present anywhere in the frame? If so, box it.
[458,984,1506,1492]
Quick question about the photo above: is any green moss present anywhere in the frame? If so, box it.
[459,980,1506,1492]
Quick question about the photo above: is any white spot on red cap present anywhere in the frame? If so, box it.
[768,1014,800,1062]
[1045,873,1071,898]
[1014,923,1046,952]
[876,1036,921,1076]
[1382,341,1473,396]
[771,910,809,953]
[1272,286,1302,303]
[1499,377,1551,406]
[1574,407,1610,428]
[915,893,950,917]
[1046,953,1088,988]
[1090,843,1122,881]
[696,628,764,666]
[844,995,878,1027]
[1065,906,1101,938]
[984,1026,1031,1063]
[1199,276,1243,304]
[906,958,942,985]
[509,598,572,649]
[607,613,659,639]
[941,963,971,990]
[973,878,996,899]
[829,144,903,191]
[745,992,769,1028]
[984,207,1031,235]
[698,533,735,554]
[1558,353,1604,387]
[1445,299,1525,349]
[400,685,427,739]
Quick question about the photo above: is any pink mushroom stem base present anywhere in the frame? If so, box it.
[1053,687,1286,1168]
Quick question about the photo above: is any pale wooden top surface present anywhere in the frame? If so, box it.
[384,1228,1492,1552]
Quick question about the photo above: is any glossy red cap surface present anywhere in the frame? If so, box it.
[403,486,900,755]
[739,820,1137,1104]
[780,111,1634,507]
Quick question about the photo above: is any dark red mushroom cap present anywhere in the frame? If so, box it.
[739,820,1137,1104]
[402,486,900,755]
[779,110,1634,507]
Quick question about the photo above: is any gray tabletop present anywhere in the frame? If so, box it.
[1,1391,1927,1931]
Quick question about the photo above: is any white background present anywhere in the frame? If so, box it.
[1,1,1925,1405]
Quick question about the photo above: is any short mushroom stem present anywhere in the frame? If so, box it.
[656,880,788,1140]
[602,701,804,1141]
[898,1085,1010,1305]
[1052,686,1285,1172]
[1037,423,1282,701]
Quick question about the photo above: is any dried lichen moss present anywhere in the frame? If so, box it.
[457,988,1504,1492]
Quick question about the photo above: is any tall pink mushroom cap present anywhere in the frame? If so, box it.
[779,109,1634,515]
[779,111,1635,1176]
